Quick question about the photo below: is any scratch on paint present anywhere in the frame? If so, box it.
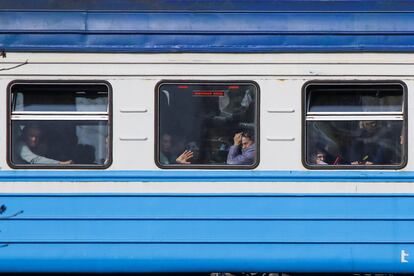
[0,210,24,219]
[0,60,28,72]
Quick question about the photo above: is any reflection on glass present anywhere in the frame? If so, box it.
[158,83,258,166]
[308,85,403,113]
[12,84,108,112]
[306,120,403,166]
[11,121,109,165]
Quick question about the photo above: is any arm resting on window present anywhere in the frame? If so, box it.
[20,144,60,164]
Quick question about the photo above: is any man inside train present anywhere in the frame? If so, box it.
[14,125,73,165]
[226,131,255,165]
[313,149,328,165]
[349,121,387,165]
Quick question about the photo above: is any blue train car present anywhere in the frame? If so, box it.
[1,0,414,273]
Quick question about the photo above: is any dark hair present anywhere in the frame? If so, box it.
[311,149,326,162]
[242,131,254,142]
[160,133,172,139]
[315,149,326,155]
[22,124,42,139]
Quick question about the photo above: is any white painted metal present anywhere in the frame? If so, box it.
[266,137,295,141]
[267,109,295,113]
[1,52,414,194]
[119,137,148,141]
[119,108,148,113]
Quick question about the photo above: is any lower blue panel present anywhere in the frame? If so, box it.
[0,194,413,272]
[0,243,411,273]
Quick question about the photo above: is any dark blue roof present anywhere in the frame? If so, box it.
[3,0,414,12]
[1,0,414,53]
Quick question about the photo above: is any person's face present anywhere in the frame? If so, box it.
[241,137,253,149]
[161,134,172,153]
[25,128,41,149]
[316,153,326,163]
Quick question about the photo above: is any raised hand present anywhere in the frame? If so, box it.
[176,150,194,164]
[233,132,243,146]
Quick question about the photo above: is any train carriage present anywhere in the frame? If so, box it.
[0,0,414,273]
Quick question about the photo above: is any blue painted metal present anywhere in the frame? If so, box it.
[0,244,409,273]
[0,195,412,272]
[1,195,413,220]
[4,219,414,243]
[3,12,414,33]
[1,170,414,182]
[3,0,414,12]
[1,2,414,52]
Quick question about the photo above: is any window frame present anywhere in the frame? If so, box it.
[155,80,260,169]
[7,80,113,169]
[302,80,408,170]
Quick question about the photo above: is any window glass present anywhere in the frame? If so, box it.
[157,82,258,167]
[11,121,109,165]
[304,83,406,168]
[306,120,403,166]
[308,85,403,113]
[12,84,108,112]
[9,83,111,168]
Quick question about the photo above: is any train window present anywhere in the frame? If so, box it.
[308,88,403,113]
[304,82,406,169]
[156,82,259,168]
[8,82,111,168]
[12,86,108,112]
